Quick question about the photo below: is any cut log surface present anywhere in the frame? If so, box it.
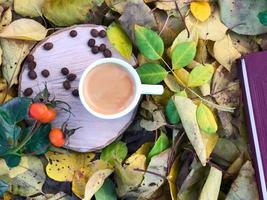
[19,24,137,152]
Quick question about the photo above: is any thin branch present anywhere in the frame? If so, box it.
[174,0,190,38]
[133,168,167,180]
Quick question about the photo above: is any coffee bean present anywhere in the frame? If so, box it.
[41,69,50,78]
[91,46,99,54]
[87,38,95,47]
[26,54,34,62]
[69,30,77,37]
[67,73,76,81]
[61,67,69,76]
[63,80,71,90]
[72,89,79,97]
[28,70,37,80]
[99,30,106,38]
[90,29,99,37]
[99,44,106,52]
[103,49,112,58]
[43,42,53,50]
[23,88,33,96]
[28,61,36,70]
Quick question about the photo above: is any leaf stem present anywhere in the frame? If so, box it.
[133,168,167,180]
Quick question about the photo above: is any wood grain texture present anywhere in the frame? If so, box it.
[19,24,137,152]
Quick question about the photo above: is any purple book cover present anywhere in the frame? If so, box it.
[240,51,267,200]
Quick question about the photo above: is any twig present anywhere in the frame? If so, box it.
[133,168,167,180]
[174,0,190,38]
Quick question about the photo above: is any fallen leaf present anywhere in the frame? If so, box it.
[137,63,168,84]
[173,68,189,86]
[1,39,32,87]
[224,153,244,179]
[190,2,211,22]
[164,74,181,92]
[119,0,156,41]
[105,0,126,13]
[195,39,208,64]
[155,0,189,11]
[100,141,128,165]
[165,96,180,124]
[14,0,44,17]
[218,0,267,35]
[196,103,218,134]
[83,169,113,200]
[173,96,207,165]
[213,34,241,71]
[107,22,132,59]
[0,19,47,41]
[167,156,179,200]
[0,156,29,178]
[45,151,95,182]
[199,167,222,200]
[148,132,170,159]
[225,161,259,200]
[0,8,12,31]
[134,25,164,60]
[140,110,166,131]
[187,64,214,87]
[95,178,117,200]
[172,42,197,69]
[185,8,228,41]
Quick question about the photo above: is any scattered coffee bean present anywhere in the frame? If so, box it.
[23,88,33,96]
[69,30,77,37]
[43,42,53,50]
[63,80,71,90]
[28,70,37,80]
[67,73,77,81]
[99,30,106,38]
[61,67,69,76]
[87,38,95,47]
[90,29,99,37]
[99,44,106,52]
[41,69,50,78]
[72,89,79,97]
[28,61,36,70]
[91,46,99,54]
[103,49,112,58]
[26,54,34,62]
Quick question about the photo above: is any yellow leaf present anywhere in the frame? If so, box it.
[3,192,12,200]
[0,19,47,41]
[173,96,207,165]
[185,8,228,41]
[187,64,214,87]
[107,22,132,59]
[173,68,189,86]
[0,157,29,177]
[167,156,180,200]
[45,151,95,182]
[199,167,222,200]
[190,2,211,22]
[164,74,181,93]
[14,0,45,17]
[214,34,241,71]
[202,132,218,158]
[197,103,218,134]
[135,142,153,156]
[0,8,12,31]
[83,169,113,200]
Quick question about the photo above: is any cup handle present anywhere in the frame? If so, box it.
[141,84,164,95]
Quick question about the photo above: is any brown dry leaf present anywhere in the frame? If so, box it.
[140,110,166,131]
[0,19,47,41]
[0,8,12,31]
[195,39,208,64]
[185,8,228,41]
[164,74,180,92]
[105,0,127,13]
[224,153,244,179]
[1,39,33,87]
[155,0,190,10]
[213,34,241,71]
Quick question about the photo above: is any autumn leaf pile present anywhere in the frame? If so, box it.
[0,0,267,199]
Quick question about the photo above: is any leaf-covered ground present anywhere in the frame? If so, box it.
[0,0,266,199]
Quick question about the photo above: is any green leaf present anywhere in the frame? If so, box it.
[196,103,218,134]
[3,154,21,168]
[107,22,132,59]
[95,178,117,200]
[187,64,214,87]
[24,124,51,155]
[42,0,103,26]
[134,25,164,60]
[148,132,170,160]
[136,63,168,84]
[172,42,196,69]
[0,180,8,197]
[258,10,267,26]
[100,141,128,165]
[165,97,180,124]
[2,97,31,123]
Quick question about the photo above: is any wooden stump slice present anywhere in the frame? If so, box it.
[19,24,137,152]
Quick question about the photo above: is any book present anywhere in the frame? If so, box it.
[240,51,267,200]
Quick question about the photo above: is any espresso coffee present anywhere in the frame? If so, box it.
[83,63,135,115]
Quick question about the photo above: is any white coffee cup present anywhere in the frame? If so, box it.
[79,58,164,119]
